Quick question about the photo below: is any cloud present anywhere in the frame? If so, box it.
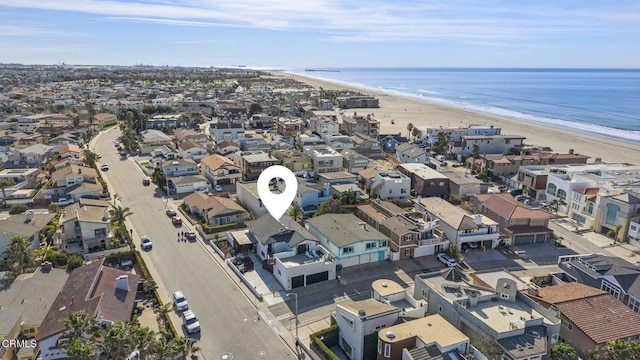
[0,0,638,43]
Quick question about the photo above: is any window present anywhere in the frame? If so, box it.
[343,246,354,254]
[405,248,411,256]
[439,182,445,187]
[602,281,621,299]
[438,305,443,313]
[561,318,573,331]
[557,189,567,200]
[389,189,393,194]
[546,183,557,196]
[400,188,407,194]
[378,340,382,354]
[404,235,412,241]
[366,242,377,250]
[380,241,388,248]
[500,293,509,300]
[587,202,594,214]
[605,203,620,226]
[384,344,391,357]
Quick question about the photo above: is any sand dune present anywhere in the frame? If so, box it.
[277,72,639,165]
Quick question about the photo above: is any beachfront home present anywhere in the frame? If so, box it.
[336,95,379,109]
[472,152,590,178]
[472,193,553,246]
[342,113,380,137]
[415,196,500,250]
[424,125,502,147]
[305,213,390,268]
[394,143,428,164]
[451,134,526,161]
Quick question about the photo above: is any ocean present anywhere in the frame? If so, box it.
[289,68,640,144]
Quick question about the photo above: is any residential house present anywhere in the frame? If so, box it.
[279,178,331,215]
[56,143,82,159]
[10,144,53,168]
[557,253,640,314]
[146,114,186,130]
[183,192,247,226]
[212,114,244,143]
[216,140,240,155]
[525,282,640,359]
[395,143,428,164]
[341,149,372,174]
[357,200,447,260]
[323,135,353,150]
[567,187,599,228]
[415,197,499,250]
[140,129,173,154]
[0,265,68,360]
[351,132,380,152]
[414,270,560,360]
[630,216,640,247]
[309,116,340,137]
[275,117,304,136]
[377,314,470,360]
[472,152,591,179]
[0,211,54,258]
[342,114,380,137]
[169,175,210,198]
[425,125,501,147]
[594,192,640,242]
[272,150,313,175]
[36,259,139,360]
[453,134,526,160]
[200,154,242,185]
[161,159,198,177]
[178,140,208,162]
[472,193,553,245]
[235,181,267,217]
[59,202,114,255]
[337,96,379,109]
[297,134,326,149]
[304,145,344,176]
[245,214,335,290]
[241,152,277,181]
[336,298,400,360]
[441,170,487,199]
[0,168,43,189]
[305,213,390,268]
[379,133,407,153]
[174,128,208,147]
[397,163,449,199]
[50,165,98,199]
[370,171,411,202]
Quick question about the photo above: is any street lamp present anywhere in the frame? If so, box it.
[286,292,299,348]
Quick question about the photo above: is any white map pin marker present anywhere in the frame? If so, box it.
[257,165,298,221]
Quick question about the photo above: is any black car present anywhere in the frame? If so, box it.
[142,178,150,186]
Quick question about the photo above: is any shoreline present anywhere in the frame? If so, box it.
[274,71,640,165]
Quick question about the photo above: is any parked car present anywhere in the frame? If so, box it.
[166,209,177,217]
[101,163,109,171]
[141,236,152,250]
[142,178,151,186]
[56,198,75,206]
[173,291,189,311]
[182,310,201,334]
[185,232,197,241]
[437,253,457,267]
[172,216,182,226]
[214,184,223,192]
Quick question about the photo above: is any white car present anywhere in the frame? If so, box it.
[141,236,152,250]
[56,198,75,206]
[214,184,223,192]
[173,291,189,311]
[437,253,457,267]
[182,310,201,334]
[101,163,109,171]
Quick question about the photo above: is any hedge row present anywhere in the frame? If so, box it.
[201,222,245,235]
[309,324,340,360]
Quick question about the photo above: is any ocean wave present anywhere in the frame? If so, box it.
[417,89,440,95]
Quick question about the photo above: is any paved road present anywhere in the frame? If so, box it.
[94,129,293,360]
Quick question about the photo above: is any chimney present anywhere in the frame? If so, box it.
[115,275,130,291]
[569,148,574,154]
[26,210,34,222]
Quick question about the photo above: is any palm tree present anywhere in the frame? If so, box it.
[412,128,422,142]
[109,203,133,240]
[151,336,178,359]
[608,224,624,243]
[288,204,303,223]
[62,311,101,341]
[130,322,156,360]
[340,189,357,205]
[172,337,200,360]
[65,337,97,360]
[98,321,132,360]
[406,123,414,139]
[548,199,567,215]
[4,236,33,276]
[0,178,14,207]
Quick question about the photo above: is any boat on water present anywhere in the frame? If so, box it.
[305,69,340,72]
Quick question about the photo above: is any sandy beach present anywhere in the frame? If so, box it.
[277,72,639,165]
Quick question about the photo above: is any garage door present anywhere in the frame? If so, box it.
[359,253,374,265]
[535,234,547,243]
[514,235,534,245]
[340,256,360,268]
[306,271,329,285]
[291,275,304,289]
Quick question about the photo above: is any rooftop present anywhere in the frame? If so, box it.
[339,298,400,320]
[306,213,389,248]
[399,163,448,180]
[379,314,468,349]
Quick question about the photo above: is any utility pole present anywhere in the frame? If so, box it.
[287,292,299,354]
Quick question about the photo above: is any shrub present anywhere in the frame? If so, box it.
[135,251,152,280]
[67,254,85,270]
[310,325,340,360]
[202,222,244,234]
[9,204,28,214]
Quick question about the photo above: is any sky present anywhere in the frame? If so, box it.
[0,0,639,68]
